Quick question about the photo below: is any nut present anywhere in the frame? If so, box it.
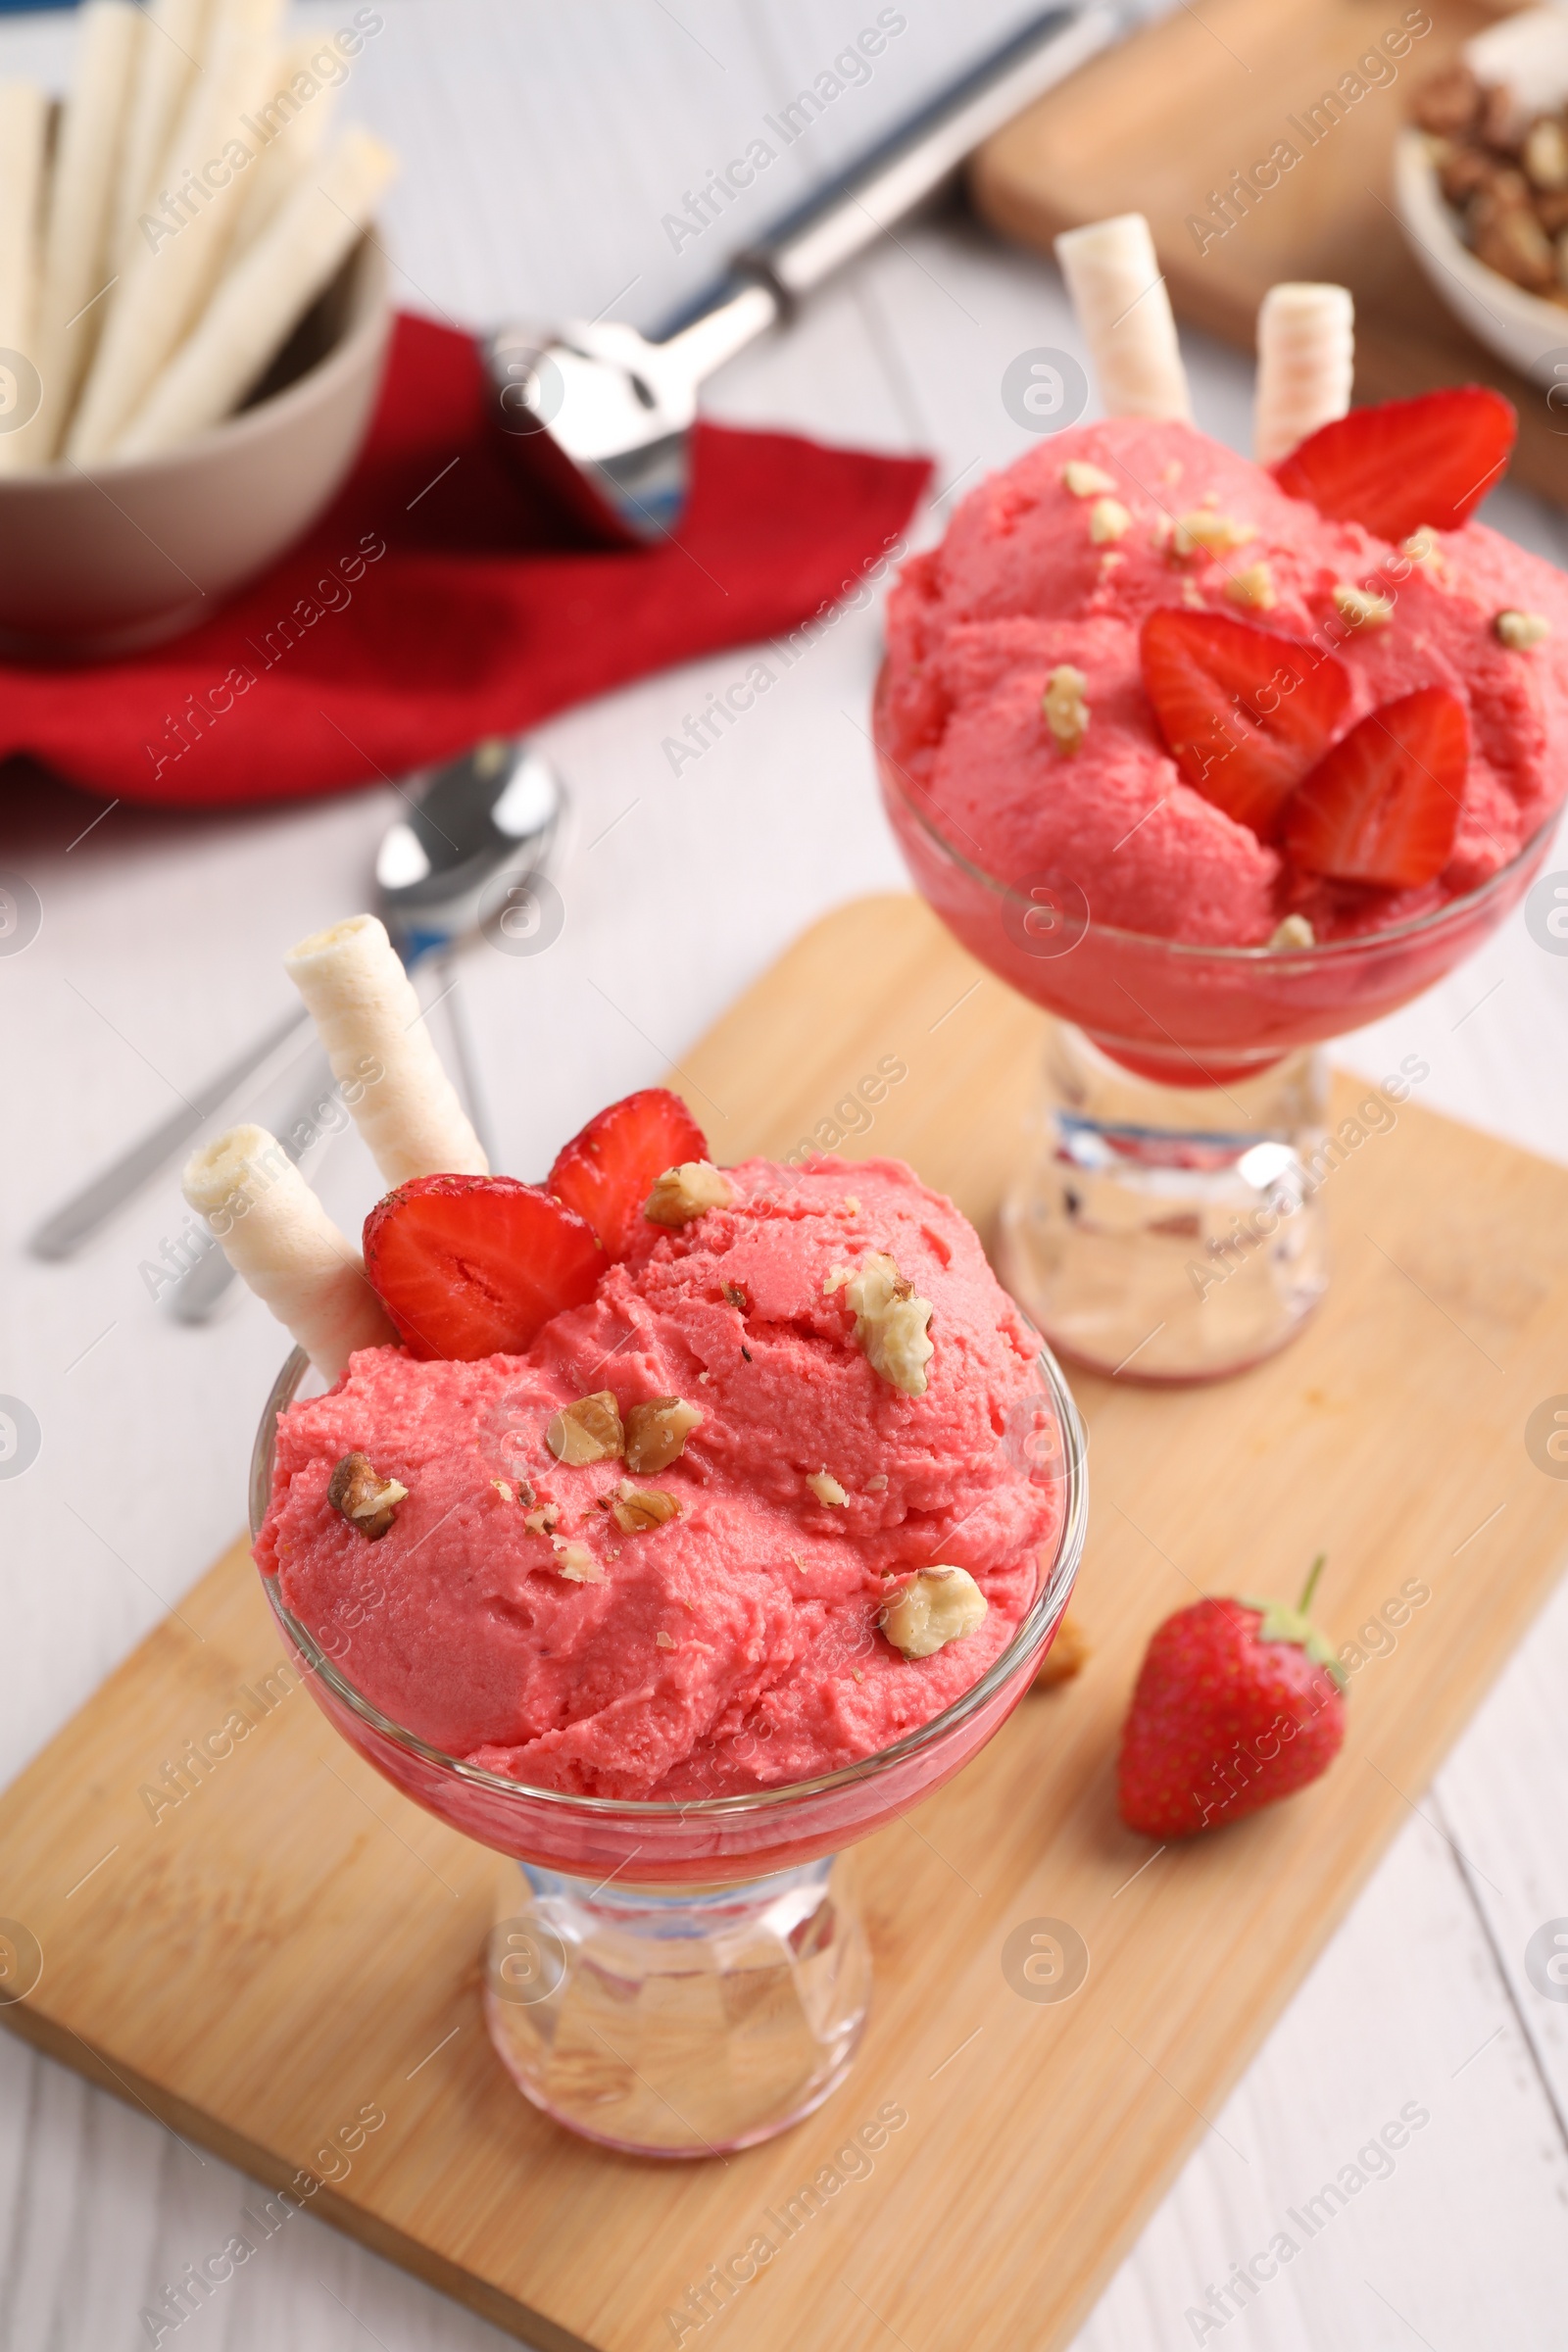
[546,1393,624,1465]
[1062,460,1116,497]
[1088,496,1131,544]
[1173,512,1256,559]
[555,1541,603,1584]
[491,1480,514,1502]
[524,1502,560,1535]
[808,1469,848,1507]
[644,1160,735,1227]
[1495,608,1550,650]
[721,1279,749,1310]
[1033,1612,1090,1689]
[326,1451,408,1541]
[612,1488,680,1534]
[1225,562,1275,611]
[880,1566,987,1660]
[1411,62,1479,140]
[1332,583,1395,629]
[624,1395,703,1473]
[1526,118,1568,192]
[1267,914,1315,949]
[1042,664,1089,754]
[1401,526,1444,576]
[655,1631,675,1650]
[842,1251,934,1396]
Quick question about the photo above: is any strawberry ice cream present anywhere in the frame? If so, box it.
[255,1155,1060,1801]
[883,409,1568,944]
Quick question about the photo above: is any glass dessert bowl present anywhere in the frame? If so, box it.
[250,1340,1087,2158]
[876,667,1555,1384]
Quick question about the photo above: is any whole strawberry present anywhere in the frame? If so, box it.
[1117,1556,1346,1838]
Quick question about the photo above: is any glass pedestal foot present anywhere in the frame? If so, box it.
[484,1856,871,2156]
[999,1023,1331,1385]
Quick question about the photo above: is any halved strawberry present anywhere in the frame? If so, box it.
[364,1175,602,1360]
[1273,386,1516,541]
[1140,610,1353,838]
[548,1088,709,1258]
[1284,686,1468,887]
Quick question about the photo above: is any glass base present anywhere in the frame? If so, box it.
[484,1855,871,2157]
[999,1023,1331,1385]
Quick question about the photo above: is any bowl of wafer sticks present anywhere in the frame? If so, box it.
[0,0,397,658]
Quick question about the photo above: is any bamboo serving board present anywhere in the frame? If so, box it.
[968,0,1568,508]
[5,893,1568,2352]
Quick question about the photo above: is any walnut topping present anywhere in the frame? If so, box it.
[1332,583,1395,628]
[721,1280,749,1310]
[644,1160,735,1227]
[327,1452,408,1541]
[880,1566,987,1660]
[546,1393,624,1466]
[1062,460,1116,497]
[842,1251,934,1396]
[656,1631,675,1649]
[1173,512,1256,558]
[624,1396,702,1473]
[843,1196,860,1213]
[865,1474,889,1492]
[1033,1611,1090,1688]
[612,1487,680,1534]
[555,1541,603,1584]
[808,1469,848,1507]
[1495,608,1550,650]
[1043,663,1089,754]
[1088,496,1131,544]
[524,1502,560,1535]
[491,1480,514,1503]
[1268,913,1315,949]
[1402,526,1444,576]
[1226,562,1276,610]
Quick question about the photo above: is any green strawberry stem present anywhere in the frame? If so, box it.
[1298,1552,1327,1617]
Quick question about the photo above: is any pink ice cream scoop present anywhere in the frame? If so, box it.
[882,416,1568,945]
[256,1157,1061,1801]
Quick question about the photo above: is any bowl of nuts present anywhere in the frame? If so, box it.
[1396,6,1568,386]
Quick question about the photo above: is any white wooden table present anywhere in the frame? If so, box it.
[2,5,1567,2346]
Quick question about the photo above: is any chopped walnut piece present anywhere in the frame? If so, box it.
[1062,460,1116,497]
[865,1474,889,1492]
[721,1279,750,1310]
[1033,1612,1091,1689]
[524,1502,560,1535]
[1332,583,1395,629]
[1472,184,1555,290]
[491,1480,514,1503]
[624,1396,702,1473]
[842,1251,934,1396]
[644,1160,735,1227]
[880,1566,987,1660]
[327,1452,408,1541]
[808,1469,848,1507]
[1088,496,1131,544]
[1495,608,1550,650]
[1226,562,1275,611]
[656,1631,675,1650]
[547,1393,624,1466]
[612,1487,681,1534]
[843,1196,860,1214]
[555,1541,603,1584]
[1268,914,1315,950]
[1043,664,1089,754]
[1173,512,1256,559]
[1411,61,1478,140]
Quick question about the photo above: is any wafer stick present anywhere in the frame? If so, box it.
[118,125,394,458]
[0,83,49,475]
[113,0,209,267]
[182,1124,396,1379]
[283,916,490,1187]
[68,0,283,462]
[1253,282,1354,468]
[1054,213,1192,423]
[229,32,342,261]
[30,1,142,465]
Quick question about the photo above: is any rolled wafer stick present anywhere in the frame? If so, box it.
[229,32,343,261]
[1253,282,1354,468]
[30,1,143,465]
[1054,213,1192,423]
[283,915,490,1187]
[0,83,49,475]
[113,0,209,267]
[182,1124,396,1380]
[117,125,395,458]
[68,0,283,463]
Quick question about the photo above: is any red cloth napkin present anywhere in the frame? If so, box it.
[2,313,931,808]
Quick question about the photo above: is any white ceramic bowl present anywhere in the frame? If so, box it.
[0,236,392,660]
[1394,7,1568,390]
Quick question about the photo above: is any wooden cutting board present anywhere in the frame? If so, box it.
[968,0,1568,508]
[5,892,1568,2352]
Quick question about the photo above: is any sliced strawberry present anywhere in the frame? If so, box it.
[1284,686,1468,887]
[548,1087,709,1258]
[1140,610,1353,838]
[364,1175,602,1360]
[1273,386,1516,541]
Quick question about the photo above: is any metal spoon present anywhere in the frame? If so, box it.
[29,736,564,1268]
